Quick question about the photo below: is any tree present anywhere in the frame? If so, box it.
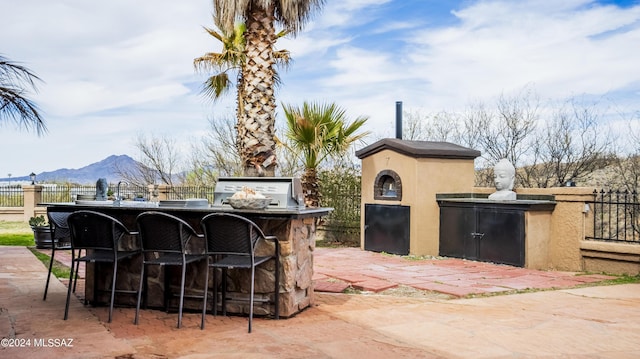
[401,110,430,141]
[186,116,244,185]
[476,91,539,169]
[213,0,325,176]
[521,100,613,188]
[115,134,183,187]
[608,113,640,192]
[194,22,291,110]
[459,89,539,186]
[401,110,464,143]
[0,55,46,135]
[283,101,369,207]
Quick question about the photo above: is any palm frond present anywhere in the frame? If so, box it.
[201,73,233,100]
[0,55,47,135]
[283,100,369,169]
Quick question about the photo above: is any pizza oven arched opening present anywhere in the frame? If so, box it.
[374,170,402,201]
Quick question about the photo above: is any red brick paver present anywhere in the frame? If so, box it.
[313,247,616,297]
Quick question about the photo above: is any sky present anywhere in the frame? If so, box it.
[1,0,640,179]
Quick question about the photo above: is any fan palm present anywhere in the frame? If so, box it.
[0,55,46,135]
[212,0,325,176]
[283,101,369,207]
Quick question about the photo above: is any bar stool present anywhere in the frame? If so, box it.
[135,211,209,329]
[201,212,280,333]
[64,210,141,323]
[43,211,81,301]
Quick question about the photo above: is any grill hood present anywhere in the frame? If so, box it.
[212,177,303,209]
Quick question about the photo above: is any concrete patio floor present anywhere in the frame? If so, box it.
[2,245,640,358]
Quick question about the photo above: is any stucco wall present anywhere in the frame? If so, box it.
[581,241,640,275]
[0,208,28,222]
[525,210,553,269]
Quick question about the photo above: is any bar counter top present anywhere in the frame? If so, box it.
[42,201,332,220]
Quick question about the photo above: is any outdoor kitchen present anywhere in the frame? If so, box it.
[43,176,332,318]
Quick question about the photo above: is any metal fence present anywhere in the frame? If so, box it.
[320,180,361,225]
[0,184,173,204]
[318,174,361,244]
[166,186,215,202]
[587,189,640,244]
[0,186,24,207]
[40,184,152,202]
[0,184,216,207]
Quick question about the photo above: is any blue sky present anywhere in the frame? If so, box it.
[1,0,639,179]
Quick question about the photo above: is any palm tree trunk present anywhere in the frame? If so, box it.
[302,167,321,207]
[235,71,245,157]
[239,2,277,177]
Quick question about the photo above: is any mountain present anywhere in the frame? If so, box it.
[2,155,139,184]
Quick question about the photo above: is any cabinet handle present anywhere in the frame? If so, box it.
[470,232,485,240]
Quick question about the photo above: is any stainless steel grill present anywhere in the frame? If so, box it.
[212,177,303,209]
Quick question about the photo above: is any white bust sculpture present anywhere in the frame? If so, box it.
[488,159,516,200]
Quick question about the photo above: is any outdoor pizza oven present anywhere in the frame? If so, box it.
[356,138,480,256]
[364,169,409,254]
[212,177,303,209]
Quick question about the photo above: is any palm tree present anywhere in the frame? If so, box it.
[212,0,325,177]
[194,19,291,167]
[283,101,369,207]
[0,55,46,135]
[194,22,246,121]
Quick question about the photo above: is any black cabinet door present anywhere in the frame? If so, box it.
[439,204,525,267]
[364,204,410,255]
[477,209,524,267]
[439,206,476,259]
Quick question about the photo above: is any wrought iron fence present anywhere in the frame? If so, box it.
[39,185,215,202]
[318,173,361,244]
[320,180,361,224]
[40,184,150,202]
[40,185,95,202]
[166,186,215,202]
[41,185,72,202]
[115,184,151,201]
[0,186,24,207]
[587,189,640,244]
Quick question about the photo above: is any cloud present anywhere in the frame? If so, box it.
[405,1,640,102]
[292,0,640,115]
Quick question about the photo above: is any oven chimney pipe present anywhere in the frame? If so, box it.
[395,101,403,139]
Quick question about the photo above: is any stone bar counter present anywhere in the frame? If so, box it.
[44,202,332,318]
